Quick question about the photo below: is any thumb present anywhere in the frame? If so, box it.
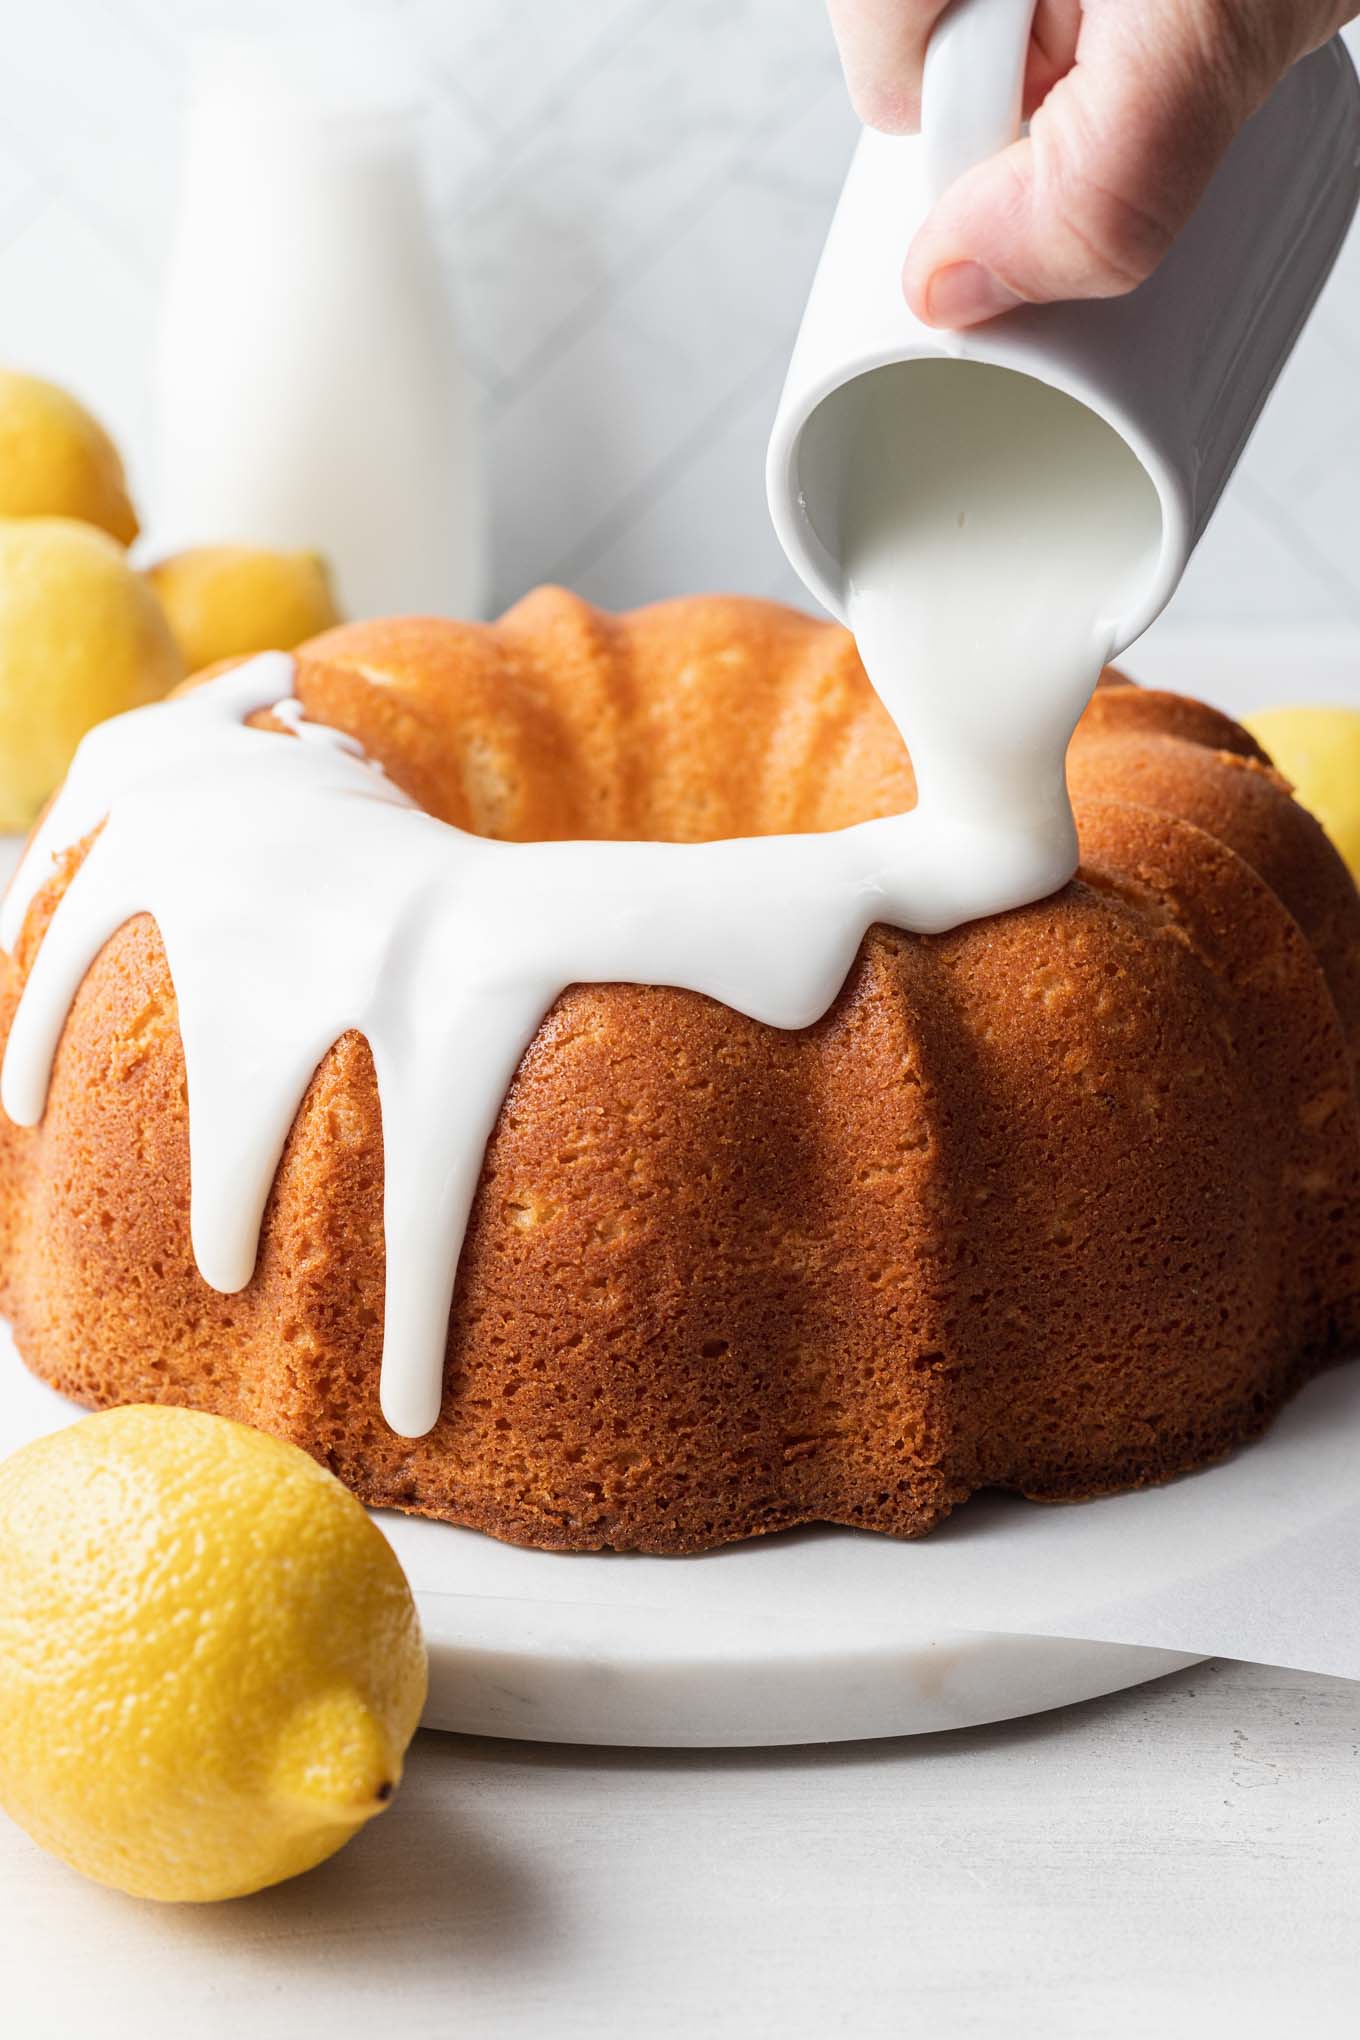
[904,3,1288,327]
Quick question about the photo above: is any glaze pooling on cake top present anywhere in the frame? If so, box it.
[0,641,1087,1439]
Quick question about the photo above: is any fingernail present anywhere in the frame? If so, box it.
[922,261,1023,328]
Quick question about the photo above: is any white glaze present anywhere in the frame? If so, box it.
[0,367,1158,1440]
[840,360,1160,834]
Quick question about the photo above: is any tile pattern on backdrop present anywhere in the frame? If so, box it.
[0,0,1358,629]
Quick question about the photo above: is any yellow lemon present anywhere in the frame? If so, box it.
[0,516,184,832]
[0,1405,427,1903]
[146,545,343,674]
[1244,704,1360,881]
[0,369,138,543]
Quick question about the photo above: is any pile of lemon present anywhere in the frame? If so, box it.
[0,374,421,1903]
[0,368,341,833]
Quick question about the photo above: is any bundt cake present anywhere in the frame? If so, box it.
[1,586,1357,1553]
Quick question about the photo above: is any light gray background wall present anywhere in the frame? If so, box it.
[2,0,1358,652]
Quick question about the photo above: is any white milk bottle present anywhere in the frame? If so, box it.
[154,35,486,621]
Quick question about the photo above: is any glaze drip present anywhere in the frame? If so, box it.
[0,651,1079,1437]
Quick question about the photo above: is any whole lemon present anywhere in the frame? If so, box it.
[146,545,343,674]
[1244,704,1360,881]
[0,1405,427,1902]
[0,369,138,543]
[0,516,183,832]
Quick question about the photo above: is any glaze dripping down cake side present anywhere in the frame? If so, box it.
[1,588,1358,1553]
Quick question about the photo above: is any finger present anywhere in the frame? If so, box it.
[1022,0,1082,113]
[903,0,1290,325]
[826,0,949,131]
[829,0,1080,134]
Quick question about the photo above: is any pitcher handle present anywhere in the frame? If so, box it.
[922,0,1038,204]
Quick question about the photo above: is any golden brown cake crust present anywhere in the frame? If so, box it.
[2,588,1358,1552]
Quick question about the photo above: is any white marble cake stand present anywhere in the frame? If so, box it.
[0,1336,1197,1746]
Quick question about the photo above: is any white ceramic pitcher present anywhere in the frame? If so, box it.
[767,0,1360,651]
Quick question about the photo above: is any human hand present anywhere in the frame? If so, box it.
[826,0,1358,325]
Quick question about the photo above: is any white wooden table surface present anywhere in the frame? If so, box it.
[1,1659,1356,2038]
